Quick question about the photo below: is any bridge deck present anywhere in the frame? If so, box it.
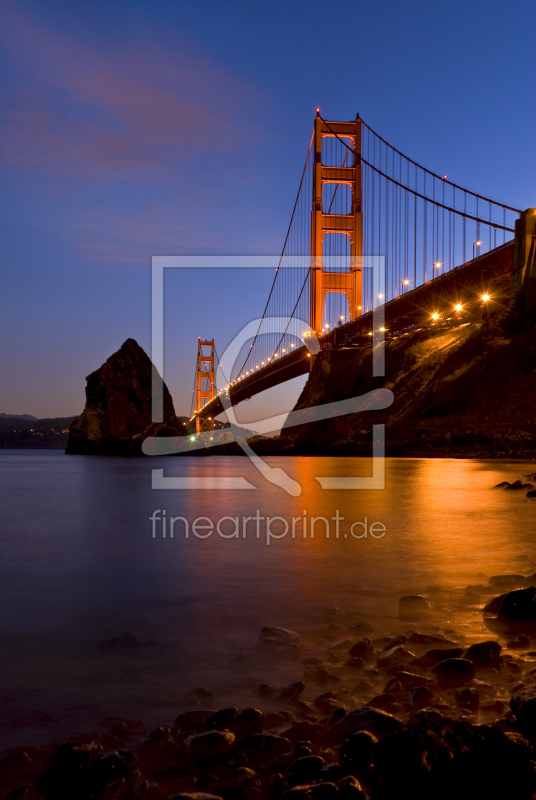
[195,240,514,423]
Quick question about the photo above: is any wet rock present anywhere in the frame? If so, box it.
[411,647,464,669]
[139,726,182,767]
[304,667,339,685]
[345,657,363,669]
[234,708,265,736]
[284,721,328,746]
[329,707,403,744]
[432,658,475,685]
[259,626,300,645]
[527,490,536,498]
[258,683,275,697]
[456,688,480,712]
[207,767,258,793]
[327,707,347,727]
[368,692,396,710]
[372,717,535,800]
[510,687,536,739]
[465,640,501,665]
[170,795,223,800]
[508,635,531,649]
[281,783,338,800]
[407,632,456,646]
[319,762,343,783]
[498,587,536,620]
[42,741,133,797]
[383,634,408,649]
[338,775,366,799]
[377,645,416,672]
[236,734,291,765]
[273,682,306,702]
[100,631,144,649]
[399,595,431,618]
[395,671,435,690]
[186,730,235,763]
[286,755,324,785]
[409,686,434,710]
[339,730,377,771]
[206,708,237,729]
[504,480,532,490]
[348,638,374,659]
[494,481,512,488]
[348,621,373,634]
[460,591,481,605]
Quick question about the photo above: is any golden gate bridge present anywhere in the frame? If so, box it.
[190,112,533,435]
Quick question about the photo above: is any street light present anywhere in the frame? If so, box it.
[481,294,490,302]
[473,240,481,259]
[431,312,440,321]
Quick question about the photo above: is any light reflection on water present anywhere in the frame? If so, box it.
[0,451,534,750]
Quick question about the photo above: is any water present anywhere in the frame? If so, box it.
[0,450,535,752]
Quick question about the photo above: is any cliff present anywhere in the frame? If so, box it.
[277,283,536,458]
[66,338,186,455]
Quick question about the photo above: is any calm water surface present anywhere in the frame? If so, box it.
[0,451,535,750]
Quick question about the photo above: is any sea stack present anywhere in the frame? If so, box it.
[66,338,185,454]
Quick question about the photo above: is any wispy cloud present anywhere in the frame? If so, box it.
[0,3,257,178]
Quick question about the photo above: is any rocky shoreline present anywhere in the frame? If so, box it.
[4,574,536,799]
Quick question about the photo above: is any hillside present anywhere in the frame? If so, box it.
[276,281,536,458]
[0,417,75,449]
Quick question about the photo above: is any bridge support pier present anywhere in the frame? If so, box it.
[195,339,215,435]
[510,208,536,302]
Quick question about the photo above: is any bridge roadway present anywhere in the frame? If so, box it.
[195,240,514,424]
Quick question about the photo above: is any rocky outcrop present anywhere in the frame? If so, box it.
[276,281,536,457]
[66,338,186,455]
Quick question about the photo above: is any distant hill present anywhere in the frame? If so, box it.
[0,413,38,421]
[0,417,75,449]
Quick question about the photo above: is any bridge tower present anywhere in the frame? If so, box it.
[195,338,215,435]
[311,113,363,335]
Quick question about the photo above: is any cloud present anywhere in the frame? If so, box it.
[0,3,258,178]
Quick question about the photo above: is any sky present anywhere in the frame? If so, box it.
[0,0,535,421]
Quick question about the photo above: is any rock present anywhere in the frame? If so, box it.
[286,755,325,785]
[510,687,536,739]
[348,638,374,659]
[273,682,305,702]
[283,721,328,746]
[383,634,408,649]
[281,783,338,800]
[411,647,464,669]
[170,795,223,800]
[236,734,291,764]
[527,489,536,498]
[409,686,434,710]
[206,708,238,729]
[207,767,258,793]
[398,595,431,618]
[328,639,354,651]
[507,635,530,649]
[339,731,377,770]
[348,621,373,634]
[377,645,416,671]
[395,671,435,690]
[234,708,265,736]
[494,481,512,488]
[367,692,396,710]
[338,775,366,799]
[345,657,363,669]
[258,683,275,697]
[191,687,213,700]
[99,631,143,649]
[460,591,481,605]
[432,658,475,685]
[498,587,536,619]
[259,626,300,645]
[66,338,182,454]
[186,730,235,763]
[504,480,531,490]
[456,688,480,712]
[372,716,535,799]
[465,640,501,665]
[329,707,403,744]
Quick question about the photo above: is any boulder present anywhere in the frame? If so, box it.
[431,658,475,685]
[499,587,536,620]
[465,640,501,665]
[66,338,184,454]
[329,707,403,743]
[510,686,536,739]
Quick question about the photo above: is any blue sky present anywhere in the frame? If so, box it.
[0,0,534,419]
